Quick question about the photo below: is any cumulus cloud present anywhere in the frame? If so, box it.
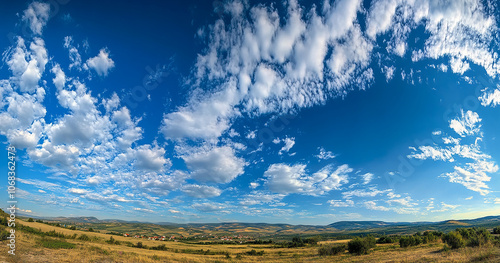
[22,2,50,35]
[182,184,222,198]
[86,49,115,76]
[182,145,246,184]
[264,163,351,195]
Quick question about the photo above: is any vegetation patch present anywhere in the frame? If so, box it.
[37,237,76,249]
[347,236,376,255]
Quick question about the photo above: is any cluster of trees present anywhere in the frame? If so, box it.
[319,236,377,256]
[399,231,442,248]
[318,244,347,256]
[280,236,319,248]
[347,236,376,255]
[442,227,492,249]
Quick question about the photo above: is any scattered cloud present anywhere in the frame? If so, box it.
[182,185,222,198]
[85,49,115,76]
[316,147,336,160]
[479,88,500,107]
[182,145,246,184]
[264,163,351,195]
[409,110,498,195]
[22,2,50,35]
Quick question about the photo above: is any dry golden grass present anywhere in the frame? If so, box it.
[0,220,499,263]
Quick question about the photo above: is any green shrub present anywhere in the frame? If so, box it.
[27,218,34,222]
[318,244,346,256]
[377,236,397,244]
[0,229,10,240]
[466,228,491,247]
[77,234,91,241]
[348,236,376,255]
[88,228,94,232]
[493,226,500,235]
[442,231,466,249]
[245,249,264,256]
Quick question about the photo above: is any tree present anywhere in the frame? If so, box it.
[27,218,34,222]
[493,226,500,234]
[88,228,94,232]
[442,231,465,249]
[348,236,376,255]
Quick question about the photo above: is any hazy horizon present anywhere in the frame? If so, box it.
[1,0,500,225]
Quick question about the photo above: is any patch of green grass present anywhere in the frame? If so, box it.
[37,237,76,249]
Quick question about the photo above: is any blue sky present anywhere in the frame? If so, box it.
[1,0,500,225]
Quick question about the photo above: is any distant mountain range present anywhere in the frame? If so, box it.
[21,214,500,236]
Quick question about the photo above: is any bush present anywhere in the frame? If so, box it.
[77,234,91,241]
[0,229,10,240]
[442,231,466,249]
[69,226,77,230]
[106,236,120,245]
[244,249,264,256]
[348,236,376,255]
[377,235,398,244]
[150,244,168,251]
[318,244,347,256]
[466,228,491,247]
[493,226,500,235]
[88,228,94,232]
[27,218,34,222]
[135,241,144,248]
[288,236,305,247]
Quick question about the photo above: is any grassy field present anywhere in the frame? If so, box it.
[0,219,500,262]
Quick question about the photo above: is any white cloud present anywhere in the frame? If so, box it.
[51,64,66,90]
[85,49,115,76]
[68,188,89,195]
[383,66,395,81]
[161,0,370,142]
[449,110,481,137]
[182,145,246,184]
[191,202,226,213]
[364,201,390,211]
[249,182,259,189]
[278,137,295,155]
[385,196,416,207]
[134,144,170,172]
[316,147,336,160]
[182,185,222,198]
[239,191,285,206]
[64,36,83,70]
[409,110,497,195]
[342,187,391,199]
[264,163,351,195]
[327,199,354,207]
[360,173,374,185]
[479,88,500,107]
[22,2,50,35]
